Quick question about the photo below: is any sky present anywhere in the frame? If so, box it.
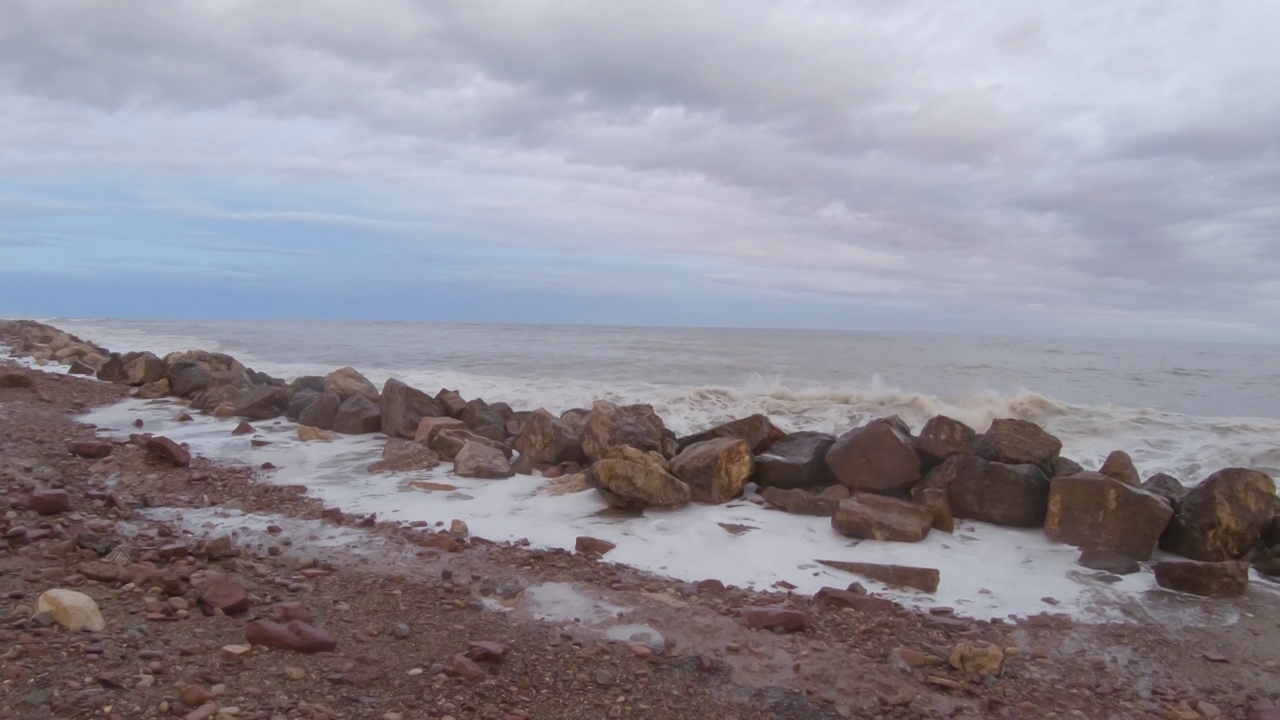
[1,1,1278,342]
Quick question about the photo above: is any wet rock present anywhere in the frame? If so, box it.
[30,489,70,515]
[122,352,168,386]
[916,415,976,467]
[831,494,932,543]
[752,431,836,489]
[825,419,922,493]
[414,416,468,445]
[68,359,96,375]
[575,536,616,556]
[435,388,468,418]
[919,454,1049,528]
[1045,472,1173,560]
[816,560,940,593]
[297,425,335,442]
[741,606,810,632]
[298,391,344,430]
[1142,473,1187,509]
[232,386,289,421]
[590,448,690,508]
[581,401,675,461]
[973,418,1062,473]
[69,440,113,459]
[677,414,783,454]
[670,437,755,504]
[949,641,1004,678]
[367,439,440,473]
[333,394,381,435]
[231,421,255,436]
[454,441,515,479]
[146,436,191,467]
[200,577,251,615]
[445,653,487,681]
[919,487,954,533]
[1053,457,1085,478]
[244,619,338,653]
[36,589,105,632]
[1161,468,1276,561]
[465,641,510,664]
[380,378,444,439]
[813,587,897,613]
[760,485,849,516]
[1098,450,1141,487]
[1077,549,1140,575]
[429,427,510,462]
[135,378,171,399]
[1153,560,1249,597]
[512,409,583,474]
[460,398,508,440]
[323,366,378,401]
[166,360,215,397]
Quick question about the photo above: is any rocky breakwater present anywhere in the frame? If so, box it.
[5,319,1279,604]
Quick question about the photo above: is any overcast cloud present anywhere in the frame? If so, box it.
[0,1,1277,341]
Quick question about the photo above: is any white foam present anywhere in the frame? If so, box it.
[76,397,1273,625]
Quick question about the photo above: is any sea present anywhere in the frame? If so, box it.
[10,317,1280,620]
[43,317,1280,482]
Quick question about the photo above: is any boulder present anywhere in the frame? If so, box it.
[559,408,591,436]
[146,436,191,467]
[36,589,106,632]
[1053,457,1085,478]
[916,415,976,467]
[973,418,1062,473]
[415,416,468,445]
[919,487,954,533]
[669,437,754,504]
[289,375,326,395]
[460,399,509,440]
[95,353,129,383]
[677,414,783,454]
[581,401,675,461]
[297,392,341,430]
[232,386,289,421]
[816,559,940,593]
[189,384,244,413]
[1153,560,1249,597]
[590,449,690,509]
[1142,473,1186,509]
[135,378,171,399]
[122,352,167,386]
[243,619,338,654]
[454,441,515,479]
[368,440,440,473]
[575,536,616,556]
[166,361,214,397]
[430,427,511,462]
[1077,548,1140,575]
[380,378,443,439]
[752,432,836,489]
[1044,472,1174,560]
[919,454,1050,528]
[512,409,583,474]
[297,426,334,442]
[323,367,378,401]
[232,421,255,436]
[761,485,849,517]
[1160,468,1276,561]
[1098,451,1141,487]
[285,389,321,422]
[435,389,467,418]
[831,494,933,543]
[332,395,381,435]
[67,359,96,375]
[825,419,921,493]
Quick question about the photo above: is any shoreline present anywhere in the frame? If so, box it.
[3,319,1280,717]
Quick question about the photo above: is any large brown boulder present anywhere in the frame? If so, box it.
[435,389,467,418]
[460,398,509,440]
[1044,472,1173,560]
[581,401,675,461]
[454,441,515,479]
[1160,468,1277,561]
[825,419,921,493]
[285,389,321,421]
[1142,473,1186,510]
[122,352,168,386]
[1098,451,1140,487]
[669,437,754,504]
[166,361,214,398]
[916,415,976,467]
[512,409,583,474]
[973,418,1061,473]
[367,440,440,473]
[232,386,289,421]
[323,367,378,401]
[752,432,836,489]
[430,427,511,462]
[298,392,341,430]
[1153,560,1249,597]
[919,454,1050,528]
[761,485,849,516]
[589,448,690,509]
[831,494,932,543]
[332,395,381,435]
[677,414,783,454]
[414,416,467,445]
[380,378,443,439]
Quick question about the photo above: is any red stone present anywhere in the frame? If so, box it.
[465,641,510,664]
[741,606,810,632]
[243,620,337,654]
[69,441,113,459]
[231,421,255,436]
[272,601,311,623]
[445,653,487,681]
[251,439,271,447]
[146,436,191,467]
[813,587,897,613]
[133,418,145,428]
[574,536,616,556]
[30,490,70,515]
[200,577,251,615]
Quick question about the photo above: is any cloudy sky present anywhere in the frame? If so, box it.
[1,1,1277,342]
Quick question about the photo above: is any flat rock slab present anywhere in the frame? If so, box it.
[831,494,932,543]
[1153,560,1249,597]
[817,560,940,593]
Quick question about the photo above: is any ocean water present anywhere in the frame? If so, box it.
[41,317,1280,481]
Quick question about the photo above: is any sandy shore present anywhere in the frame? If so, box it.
[3,361,1280,719]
